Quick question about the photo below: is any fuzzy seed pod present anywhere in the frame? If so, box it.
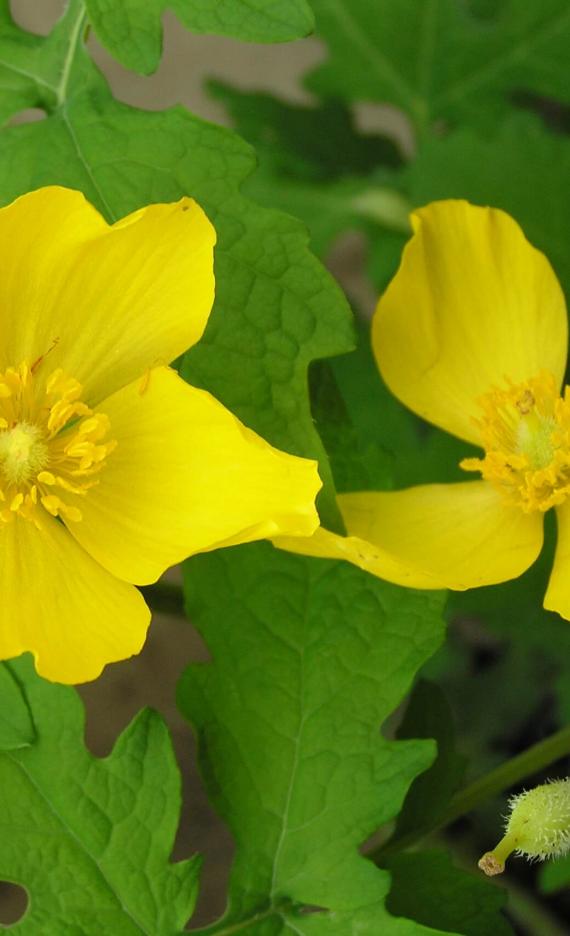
[478,778,570,876]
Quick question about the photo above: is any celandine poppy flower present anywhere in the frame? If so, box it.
[275,201,570,619]
[0,187,321,683]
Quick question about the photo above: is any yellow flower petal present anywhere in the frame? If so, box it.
[544,502,570,620]
[0,186,215,404]
[0,516,150,684]
[64,366,321,585]
[373,201,568,445]
[273,525,442,589]
[275,481,543,590]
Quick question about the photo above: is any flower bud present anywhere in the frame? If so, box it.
[478,778,570,876]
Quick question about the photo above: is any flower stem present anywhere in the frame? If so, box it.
[371,723,570,863]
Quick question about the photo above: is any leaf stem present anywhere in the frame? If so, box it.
[55,2,87,107]
[371,723,570,862]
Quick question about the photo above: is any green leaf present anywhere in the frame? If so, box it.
[0,656,199,934]
[383,850,512,936]
[0,662,35,751]
[208,81,408,258]
[179,543,450,933]
[391,681,467,846]
[306,0,570,135]
[0,0,353,531]
[209,80,403,181]
[309,358,393,493]
[0,0,84,123]
[85,0,315,74]
[243,168,405,259]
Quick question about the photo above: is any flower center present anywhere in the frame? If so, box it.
[461,372,570,512]
[0,361,116,525]
[0,422,48,484]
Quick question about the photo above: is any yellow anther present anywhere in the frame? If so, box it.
[9,493,23,511]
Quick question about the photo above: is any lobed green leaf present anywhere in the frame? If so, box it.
[0,657,198,934]
[180,542,449,933]
[85,0,315,74]
[306,0,570,135]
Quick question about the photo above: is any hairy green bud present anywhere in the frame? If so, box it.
[479,778,570,876]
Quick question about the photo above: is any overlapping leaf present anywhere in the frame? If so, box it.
[384,851,511,936]
[86,0,314,74]
[0,657,198,934]
[307,0,570,134]
[0,0,353,530]
[210,80,408,258]
[390,681,467,849]
[209,80,403,181]
[180,542,452,934]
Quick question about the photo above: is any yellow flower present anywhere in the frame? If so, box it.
[275,200,570,618]
[0,186,321,684]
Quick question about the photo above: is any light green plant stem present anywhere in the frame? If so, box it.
[371,723,570,862]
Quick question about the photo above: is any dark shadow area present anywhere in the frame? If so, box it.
[0,882,28,926]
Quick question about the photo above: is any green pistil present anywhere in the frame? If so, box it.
[516,414,555,469]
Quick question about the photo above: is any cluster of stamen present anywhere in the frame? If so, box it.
[461,371,570,513]
[0,361,116,526]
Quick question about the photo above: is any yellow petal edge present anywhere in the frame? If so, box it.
[275,481,543,591]
[0,186,216,405]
